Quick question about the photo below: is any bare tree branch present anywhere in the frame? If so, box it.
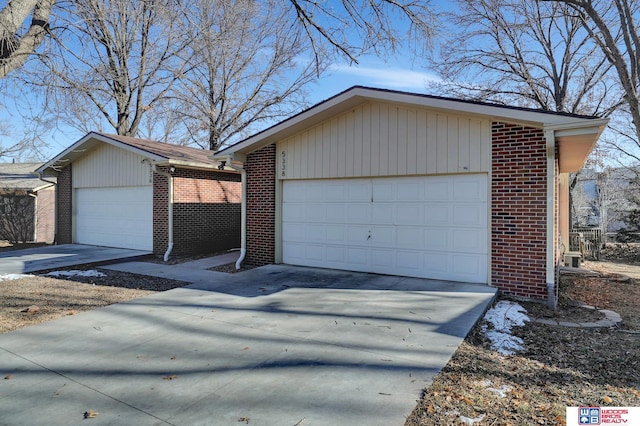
[0,0,54,78]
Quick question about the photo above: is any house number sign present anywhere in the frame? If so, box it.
[281,150,286,177]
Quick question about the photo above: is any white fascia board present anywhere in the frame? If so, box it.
[37,132,166,173]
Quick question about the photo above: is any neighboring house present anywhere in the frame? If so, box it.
[572,167,639,234]
[0,162,56,243]
[37,132,241,257]
[215,86,608,302]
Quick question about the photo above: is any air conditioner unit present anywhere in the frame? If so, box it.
[564,251,582,268]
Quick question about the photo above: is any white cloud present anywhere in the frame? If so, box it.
[329,63,441,91]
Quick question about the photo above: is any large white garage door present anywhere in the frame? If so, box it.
[282,175,488,283]
[75,186,153,251]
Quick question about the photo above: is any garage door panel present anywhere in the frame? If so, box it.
[75,186,152,251]
[453,204,486,226]
[282,175,488,283]
[424,180,449,201]
[424,205,450,225]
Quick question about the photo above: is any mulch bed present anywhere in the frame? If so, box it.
[405,261,640,426]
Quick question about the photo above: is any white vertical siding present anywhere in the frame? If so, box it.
[73,143,153,188]
[277,100,492,180]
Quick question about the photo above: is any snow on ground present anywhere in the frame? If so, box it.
[46,270,106,278]
[482,300,529,355]
[0,274,32,281]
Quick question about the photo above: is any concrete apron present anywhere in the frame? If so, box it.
[0,265,496,426]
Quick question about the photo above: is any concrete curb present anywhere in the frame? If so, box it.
[532,304,622,328]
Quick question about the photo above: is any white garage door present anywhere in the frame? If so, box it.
[75,186,153,251]
[282,175,488,283]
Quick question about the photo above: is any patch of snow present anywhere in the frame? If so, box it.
[46,270,106,278]
[487,384,512,398]
[482,300,529,355]
[0,273,32,281]
[459,413,486,424]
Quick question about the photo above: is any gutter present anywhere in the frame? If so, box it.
[217,156,246,270]
[545,130,558,310]
[148,162,174,262]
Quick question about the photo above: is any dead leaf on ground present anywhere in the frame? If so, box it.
[162,375,177,380]
[242,346,250,351]
[603,395,613,404]
[20,305,40,314]
[83,410,98,419]
[238,416,250,423]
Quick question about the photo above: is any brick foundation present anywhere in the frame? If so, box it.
[245,144,276,266]
[491,122,548,299]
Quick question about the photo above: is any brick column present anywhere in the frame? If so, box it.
[491,122,548,299]
[245,144,276,265]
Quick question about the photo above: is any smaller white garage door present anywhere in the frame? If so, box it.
[75,186,153,251]
[282,175,488,283]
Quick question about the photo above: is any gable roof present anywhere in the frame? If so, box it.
[216,86,609,172]
[0,162,55,192]
[38,132,225,175]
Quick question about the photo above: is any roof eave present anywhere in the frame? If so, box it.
[217,86,609,159]
[37,132,167,174]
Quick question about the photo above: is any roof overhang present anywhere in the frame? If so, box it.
[550,123,607,173]
[37,132,230,175]
[216,86,609,173]
[37,132,166,176]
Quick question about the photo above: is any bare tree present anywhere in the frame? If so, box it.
[157,0,323,151]
[10,0,438,151]
[552,0,640,162]
[0,0,54,78]
[27,0,189,137]
[0,192,35,243]
[286,0,437,66]
[432,0,620,115]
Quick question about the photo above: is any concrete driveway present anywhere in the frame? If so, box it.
[0,244,151,274]
[0,264,496,425]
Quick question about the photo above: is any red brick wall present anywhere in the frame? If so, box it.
[491,122,548,299]
[245,144,276,265]
[56,165,72,244]
[153,167,242,256]
[172,168,241,255]
[153,169,169,254]
[35,187,56,243]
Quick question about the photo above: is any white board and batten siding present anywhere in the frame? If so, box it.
[276,100,492,180]
[277,100,492,283]
[72,143,154,251]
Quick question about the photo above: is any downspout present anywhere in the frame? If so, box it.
[545,130,558,310]
[38,174,57,244]
[150,162,174,262]
[223,157,246,270]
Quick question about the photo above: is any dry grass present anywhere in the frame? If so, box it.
[406,261,640,426]
[0,270,188,334]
